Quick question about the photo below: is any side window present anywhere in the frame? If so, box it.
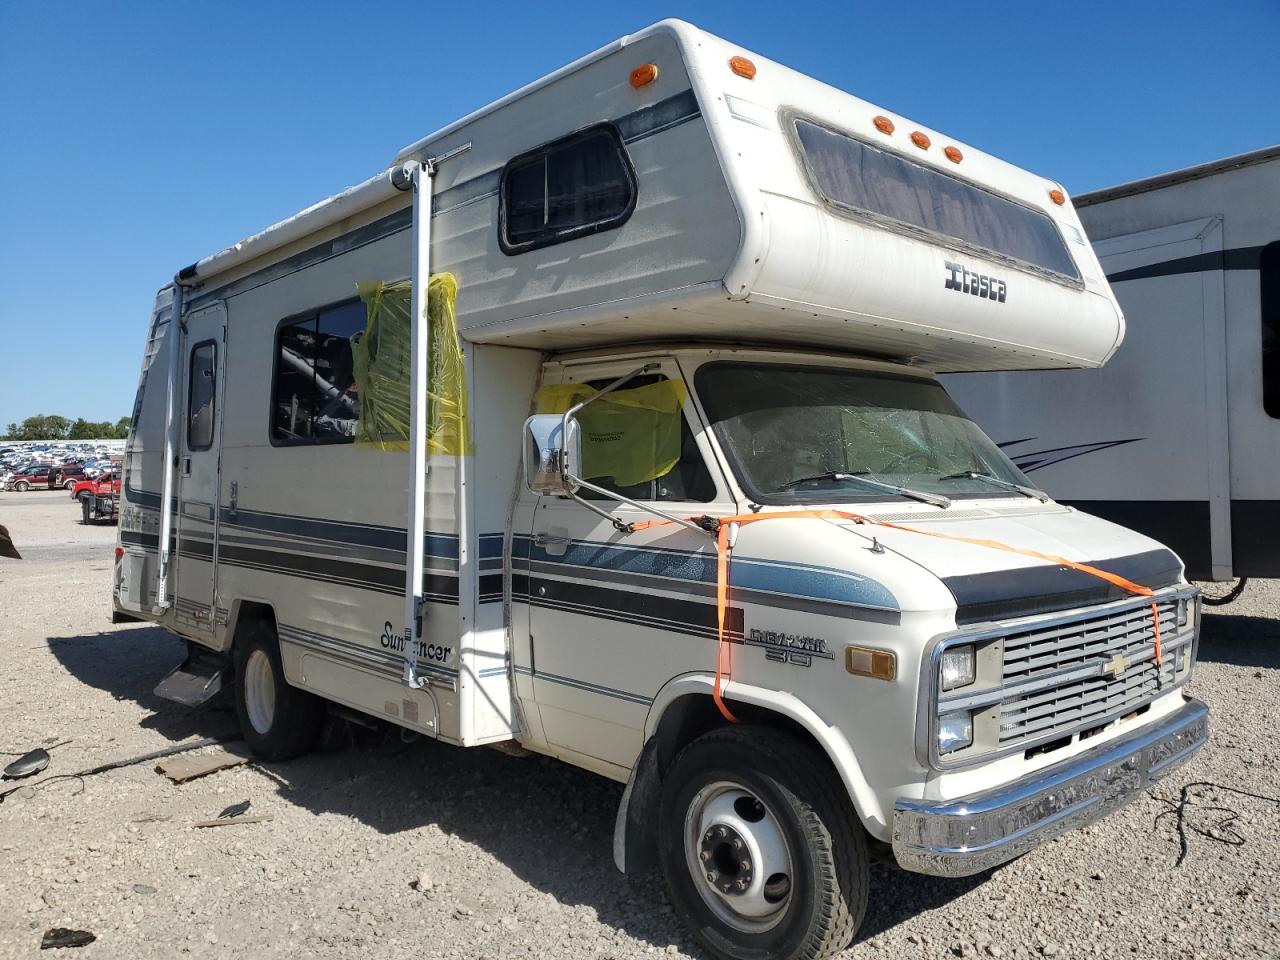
[564,376,715,504]
[187,340,217,451]
[499,124,637,254]
[272,300,365,445]
[1262,241,1280,418]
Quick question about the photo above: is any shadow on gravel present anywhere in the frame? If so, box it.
[1197,613,1280,669]
[46,624,989,953]
[46,626,240,742]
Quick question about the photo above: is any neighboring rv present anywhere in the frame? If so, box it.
[115,21,1206,960]
[946,147,1280,589]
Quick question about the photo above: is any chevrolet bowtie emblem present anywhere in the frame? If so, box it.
[1104,653,1130,679]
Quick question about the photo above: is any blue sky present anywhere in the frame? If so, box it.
[1,0,1277,427]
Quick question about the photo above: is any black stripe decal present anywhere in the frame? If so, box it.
[527,575,743,642]
[1106,245,1265,283]
[942,548,1182,625]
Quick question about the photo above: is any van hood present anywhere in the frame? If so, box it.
[827,503,1183,624]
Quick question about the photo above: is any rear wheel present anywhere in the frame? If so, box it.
[63,479,75,490]
[658,726,868,960]
[233,621,324,760]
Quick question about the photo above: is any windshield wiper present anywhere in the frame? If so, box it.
[938,470,1048,502]
[777,470,950,508]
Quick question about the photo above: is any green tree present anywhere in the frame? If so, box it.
[113,416,131,439]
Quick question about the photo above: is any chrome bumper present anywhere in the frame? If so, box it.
[892,697,1209,877]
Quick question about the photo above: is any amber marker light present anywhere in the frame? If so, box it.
[910,131,931,150]
[728,56,757,79]
[846,645,897,682]
[873,115,895,135]
[629,63,659,88]
[1048,188,1066,206]
[944,146,963,163]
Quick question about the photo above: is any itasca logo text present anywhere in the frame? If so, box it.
[944,261,1007,303]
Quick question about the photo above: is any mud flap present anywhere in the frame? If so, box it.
[154,644,228,707]
[613,736,662,874]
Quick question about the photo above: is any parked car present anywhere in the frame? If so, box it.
[52,464,86,489]
[76,474,120,523]
[4,464,53,491]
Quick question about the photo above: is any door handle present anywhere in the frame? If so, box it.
[181,457,192,477]
[533,531,570,556]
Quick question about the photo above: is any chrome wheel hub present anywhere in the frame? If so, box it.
[684,781,793,932]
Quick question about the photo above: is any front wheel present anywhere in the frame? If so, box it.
[658,726,868,960]
[14,481,28,492]
[233,622,324,760]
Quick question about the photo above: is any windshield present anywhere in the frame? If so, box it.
[696,362,1038,504]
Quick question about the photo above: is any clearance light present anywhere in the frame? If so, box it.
[728,56,757,79]
[1048,188,1066,206]
[846,645,897,682]
[873,115,895,135]
[944,146,963,163]
[629,63,659,88]
[114,546,125,560]
[910,131,931,150]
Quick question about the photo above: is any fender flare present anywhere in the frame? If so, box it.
[612,673,886,874]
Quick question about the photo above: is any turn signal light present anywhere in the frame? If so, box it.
[728,56,757,79]
[629,63,659,88]
[846,645,897,682]
[872,115,895,135]
[944,146,963,163]
[910,131,931,150]
[114,547,124,560]
[1048,188,1066,206]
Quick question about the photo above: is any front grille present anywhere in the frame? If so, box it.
[998,600,1179,746]
[931,590,1196,768]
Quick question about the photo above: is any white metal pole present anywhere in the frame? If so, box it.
[404,161,433,688]
[154,280,185,611]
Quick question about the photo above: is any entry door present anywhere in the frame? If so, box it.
[524,358,729,770]
[174,303,227,641]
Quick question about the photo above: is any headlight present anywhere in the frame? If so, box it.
[940,644,976,691]
[937,710,973,754]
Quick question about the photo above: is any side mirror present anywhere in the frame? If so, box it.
[523,414,582,495]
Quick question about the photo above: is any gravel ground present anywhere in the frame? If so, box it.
[1,491,1278,959]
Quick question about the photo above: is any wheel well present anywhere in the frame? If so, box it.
[228,600,277,651]
[652,693,844,790]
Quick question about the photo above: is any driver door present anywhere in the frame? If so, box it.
[523,357,731,770]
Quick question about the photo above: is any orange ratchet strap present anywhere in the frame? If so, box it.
[633,508,1163,724]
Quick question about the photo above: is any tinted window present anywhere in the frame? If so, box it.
[187,341,217,451]
[500,125,636,254]
[793,119,1080,280]
[272,300,365,445]
[1262,242,1280,418]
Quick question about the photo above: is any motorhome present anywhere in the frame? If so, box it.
[945,147,1279,600]
[115,21,1207,960]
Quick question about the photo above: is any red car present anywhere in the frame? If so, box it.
[71,473,120,523]
[4,464,54,491]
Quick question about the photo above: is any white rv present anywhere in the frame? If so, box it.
[946,147,1279,597]
[114,21,1207,960]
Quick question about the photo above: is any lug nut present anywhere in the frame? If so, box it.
[699,851,710,862]
[732,839,742,851]
[707,871,717,882]
[737,879,748,890]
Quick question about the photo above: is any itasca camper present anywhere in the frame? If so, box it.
[115,21,1207,960]
[947,147,1279,601]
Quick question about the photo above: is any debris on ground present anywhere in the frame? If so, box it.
[40,928,96,950]
[0,523,20,559]
[2,747,50,779]
[192,813,273,829]
[155,743,252,783]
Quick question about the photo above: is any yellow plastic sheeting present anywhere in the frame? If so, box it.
[351,275,472,455]
[535,380,688,487]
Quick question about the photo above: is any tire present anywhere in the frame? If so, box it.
[64,479,75,490]
[233,621,324,761]
[14,481,28,492]
[658,726,868,960]
[81,497,92,525]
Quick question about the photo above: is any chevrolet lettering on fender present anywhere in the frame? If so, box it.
[945,260,1007,302]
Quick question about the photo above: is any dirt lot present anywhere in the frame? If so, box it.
[1,490,1278,959]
